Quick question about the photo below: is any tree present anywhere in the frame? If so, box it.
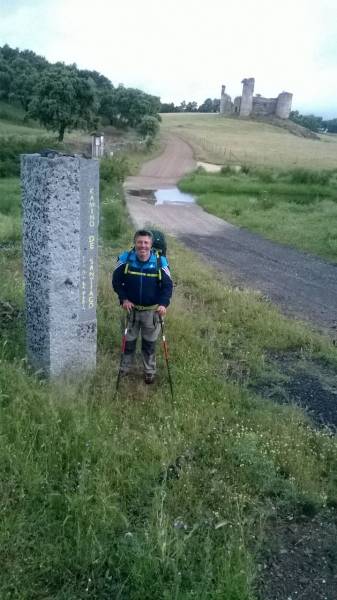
[0,45,49,108]
[322,118,337,133]
[137,115,160,137]
[28,65,98,141]
[99,86,161,129]
[114,86,160,128]
[212,98,220,112]
[198,98,214,113]
[186,101,198,112]
[0,44,162,135]
[8,57,39,110]
[159,102,177,113]
[78,68,112,91]
[0,60,13,100]
[98,87,119,126]
[289,110,323,132]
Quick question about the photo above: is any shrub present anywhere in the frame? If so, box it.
[220,165,232,176]
[145,134,155,149]
[253,168,276,183]
[137,115,160,137]
[99,155,130,186]
[99,156,130,242]
[100,189,128,241]
[287,168,331,185]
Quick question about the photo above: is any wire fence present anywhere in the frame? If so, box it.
[191,135,250,165]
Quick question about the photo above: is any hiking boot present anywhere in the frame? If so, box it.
[144,373,155,384]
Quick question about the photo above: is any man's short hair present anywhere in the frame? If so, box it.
[134,229,153,242]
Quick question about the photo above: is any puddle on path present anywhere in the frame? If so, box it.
[128,187,195,206]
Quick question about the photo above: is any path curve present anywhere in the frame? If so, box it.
[124,136,337,334]
[126,134,196,189]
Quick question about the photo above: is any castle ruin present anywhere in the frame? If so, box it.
[220,78,292,119]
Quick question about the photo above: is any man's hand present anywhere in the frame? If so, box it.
[156,305,166,317]
[123,299,134,312]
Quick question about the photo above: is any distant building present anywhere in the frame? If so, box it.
[220,78,292,119]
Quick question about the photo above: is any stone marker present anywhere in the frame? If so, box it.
[21,152,99,377]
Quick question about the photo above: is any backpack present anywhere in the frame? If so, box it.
[150,230,167,257]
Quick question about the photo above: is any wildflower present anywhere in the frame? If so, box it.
[173,518,188,530]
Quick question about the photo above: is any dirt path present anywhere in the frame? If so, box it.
[126,134,196,189]
[124,136,337,334]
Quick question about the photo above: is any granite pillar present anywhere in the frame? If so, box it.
[21,153,99,377]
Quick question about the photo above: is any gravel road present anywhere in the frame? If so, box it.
[125,135,337,334]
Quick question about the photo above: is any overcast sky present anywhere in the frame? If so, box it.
[1,0,336,117]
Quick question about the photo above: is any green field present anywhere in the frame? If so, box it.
[179,166,337,263]
[1,172,337,598]
[1,108,337,597]
[161,113,337,170]
[160,113,337,262]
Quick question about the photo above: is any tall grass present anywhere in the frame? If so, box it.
[1,165,337,597]
[1,235,337,598]
[0,178,22,242]
[179,170,337,200]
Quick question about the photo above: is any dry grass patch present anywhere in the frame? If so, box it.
[161,113,337,170]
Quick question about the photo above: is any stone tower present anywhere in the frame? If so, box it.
[240,78,255,117]
[275,91,293,119]
[220,84,232,115]
[220,85,226,114]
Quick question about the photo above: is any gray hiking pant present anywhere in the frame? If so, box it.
[121,310,160,375]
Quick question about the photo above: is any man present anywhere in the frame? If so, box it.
[112,229,173,384]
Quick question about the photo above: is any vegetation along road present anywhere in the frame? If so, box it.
[125,134,337,334]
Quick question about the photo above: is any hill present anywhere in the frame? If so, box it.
[0,44,161,141]
[161,113,337,169]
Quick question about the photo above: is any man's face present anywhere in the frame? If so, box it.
[135,235,152,261]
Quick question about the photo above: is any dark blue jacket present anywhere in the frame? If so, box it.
[112,250,173,307]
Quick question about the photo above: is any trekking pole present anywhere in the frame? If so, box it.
[159,315,174,400]
[114,313,129,399]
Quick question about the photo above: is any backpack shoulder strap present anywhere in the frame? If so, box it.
[124,248,134,274]
[156,251,163,285]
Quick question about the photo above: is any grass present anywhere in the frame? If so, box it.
[0,101,92,153]
[179,167,337,263]
[161,113,337,170]
[0,121,45,138]
[0,178,22,241]
[1,171,337,597]
[0,100,162,180]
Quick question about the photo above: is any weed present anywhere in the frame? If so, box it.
[100,154,130,185]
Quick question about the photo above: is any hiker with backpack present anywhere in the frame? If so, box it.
[112,229,173,384]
